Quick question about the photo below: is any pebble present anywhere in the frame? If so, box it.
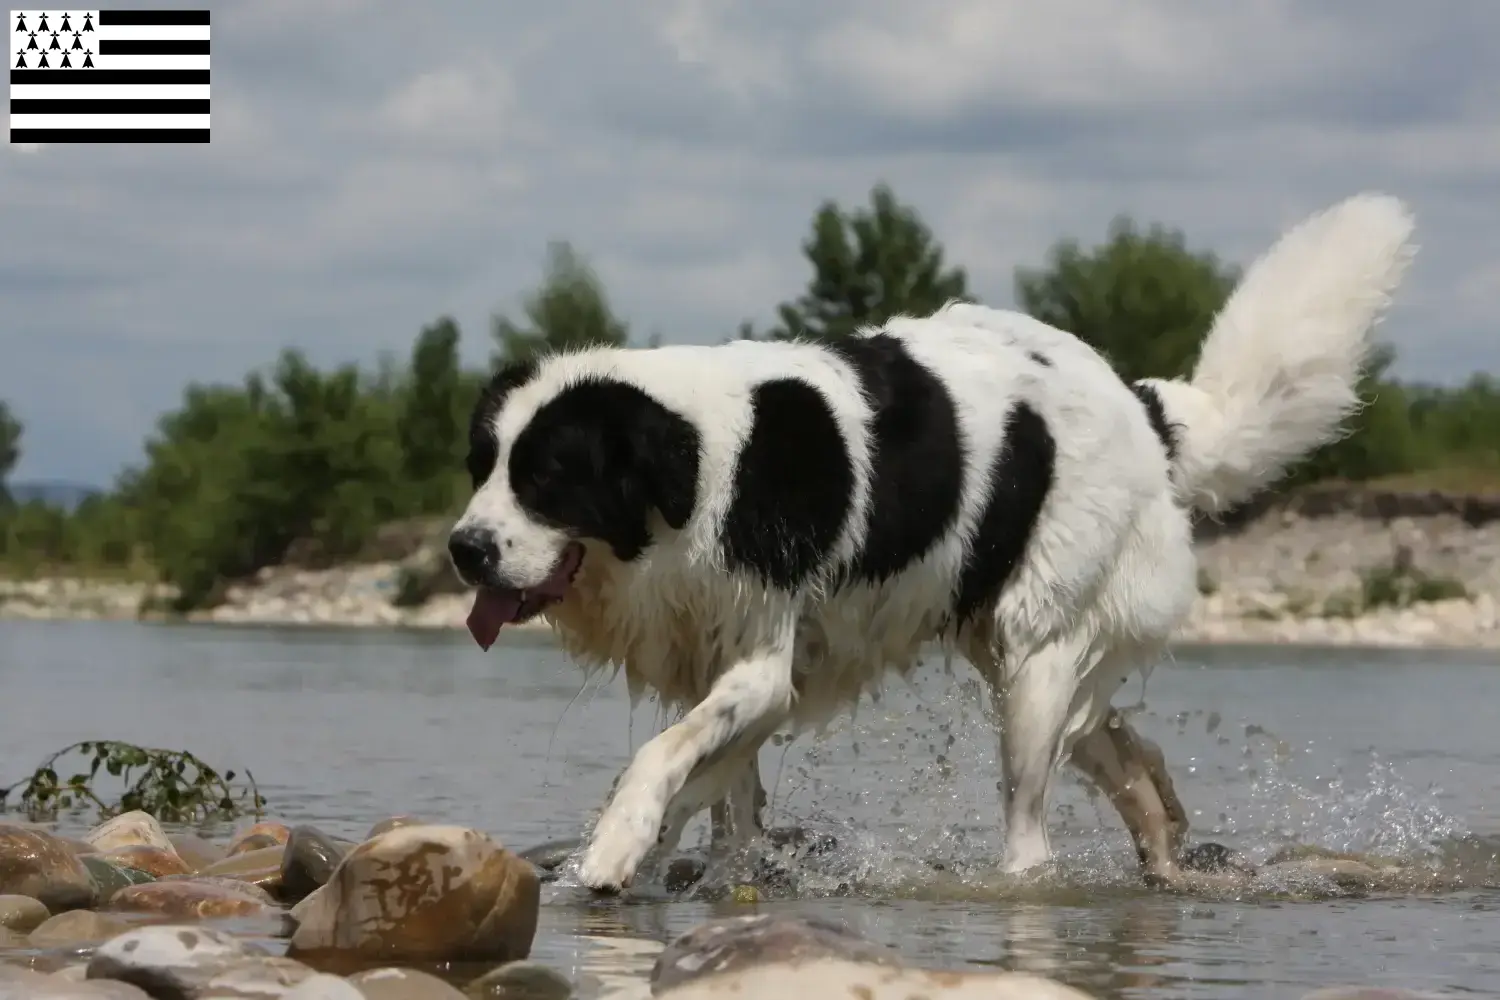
[0,893,51,933]
[227,823,292,856]
[105,879,281,920]
[283,972,368,1000]
[167,833,226,873]
[97,846,192,879]
[1301,990,1445,1000]
[84,813,174,855]
[199,846,287,892]
[78,857,154,905]
[651,914,897,994]
[656,958,1097,999]
[466,960,574,999]
[288,824,539,967]
[1,964,154,998]
[278,827,346,904]
[26,910,133,949]
[0,823,99,912]
[347,967,468,999]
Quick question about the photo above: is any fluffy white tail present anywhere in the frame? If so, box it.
[1140,193,1417,514]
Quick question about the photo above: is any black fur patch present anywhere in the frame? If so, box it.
[951,402,1056,625]
[1130,382,1180,463]
[722,378,853,590]
[467,360,537,488]
[510,377,701,561]
[1027,350,1052,368]
[829,334,965,584]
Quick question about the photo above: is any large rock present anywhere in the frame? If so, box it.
[657,958,1097,999]
[27,910,134,949]
[105,879,281,920]
[0,823,99,912]
[85,812,173,854]
[287,824,539,967]
[0,892,51,932]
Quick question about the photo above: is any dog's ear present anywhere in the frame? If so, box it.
[623,396,700,531]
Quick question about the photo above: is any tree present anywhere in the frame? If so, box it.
[398,317,473,513]
[772,184,968,341]
[0,401,20,507]
[1015,216,1240,383]
[491,242,630,367]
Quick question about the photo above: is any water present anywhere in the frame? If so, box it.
[3,620,1499,998]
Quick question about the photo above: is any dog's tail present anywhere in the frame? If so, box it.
[1136,193,1417,515]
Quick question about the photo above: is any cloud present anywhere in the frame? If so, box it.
[2,0,1498,483]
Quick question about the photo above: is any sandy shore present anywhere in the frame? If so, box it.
[3,510,1500,649]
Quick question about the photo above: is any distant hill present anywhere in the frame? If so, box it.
[7,481,100,510]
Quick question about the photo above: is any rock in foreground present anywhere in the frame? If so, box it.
[288,824,539,967]
[0,823,99,912]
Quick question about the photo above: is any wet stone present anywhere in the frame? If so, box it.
[227,822,292,856]
[85,812,173,854]
[0,892,51,933]
[283,972,367,1000]
[27,910,134,949]
[515,838,578,873]
[364,816,422,841]
[193,955,319,998]
[167,833,226,873]
[106,879,280,920]
[288,824,539,967]
[662,858,705,893]
[8,964,155,998]
[99,846,192,879]
[349,967,468,999]
[80,856,156,905]
[465,960,574,999]
[650,914,899,994]
[199,846,287,892]
[86,924,268,1000]
[1302,990,1446,1000]
[0,823,100,912]
[656,958,1098,999]
[278,827,345,904]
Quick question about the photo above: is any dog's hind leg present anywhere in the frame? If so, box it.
[1070,707,1187,884]
[578,618,795,893]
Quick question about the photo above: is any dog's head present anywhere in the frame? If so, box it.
[449,358,701,649]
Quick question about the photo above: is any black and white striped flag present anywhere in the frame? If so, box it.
[10,9,209,143]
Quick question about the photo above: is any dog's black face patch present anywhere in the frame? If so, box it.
[722,378,853,591]
[951,401,1056,625]
[829,334,966,585]
[509,377,701,562]
[468,359,537,489]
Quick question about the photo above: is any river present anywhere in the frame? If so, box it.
[2,620,1498,998]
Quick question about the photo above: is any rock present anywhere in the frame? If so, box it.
[0,823,100,912]
[1,963,153,998]
[191,956,319,999]
[279,827,345,904]
[0,925,28,948]
[106,879,280,920]
[227,823,292,856]
[80,856,155,904]
[199,846,287,892]
[167,833,226,873]
[347,967,467,999]
[85,812,173,854]
[515,838,578,873]
[656,959,1097,999]
[287,824,539,967]
[86,925,267,1000]
[1301,990,1444,1000]
[27,910,134,948]
[283,973,367,1000]
[364,816,421,841]
[465,960,573,999]
[662,858,705,893]
[0,892,51,932]
[651,915,898,994]
[98,846,192,878]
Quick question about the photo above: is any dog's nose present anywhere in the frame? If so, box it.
[448,527,500,583]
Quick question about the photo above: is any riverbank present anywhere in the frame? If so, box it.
[4,505,1500,649]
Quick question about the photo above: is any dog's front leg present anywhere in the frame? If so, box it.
[578,624,795,893]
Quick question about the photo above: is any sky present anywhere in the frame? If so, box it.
[3,0,1498,486]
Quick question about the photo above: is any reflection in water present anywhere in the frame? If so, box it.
[2,622,1498,999]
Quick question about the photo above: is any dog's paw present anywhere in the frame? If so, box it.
[578,810,656,894]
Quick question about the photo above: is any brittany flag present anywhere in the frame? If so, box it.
[10,9,209,143]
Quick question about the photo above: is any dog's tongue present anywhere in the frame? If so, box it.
[466,589,524,651]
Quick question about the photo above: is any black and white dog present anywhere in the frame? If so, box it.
[449,194,1415,892]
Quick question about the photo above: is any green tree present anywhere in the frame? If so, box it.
[492,242,630,367]
[772,184,968,341]
[1015,216,1240,383]
[0,401,20,508]
[398,317,474,514]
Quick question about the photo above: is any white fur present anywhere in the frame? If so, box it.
[452,194,1416,890]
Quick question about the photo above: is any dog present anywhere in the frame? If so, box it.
[449,194,1415,893]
